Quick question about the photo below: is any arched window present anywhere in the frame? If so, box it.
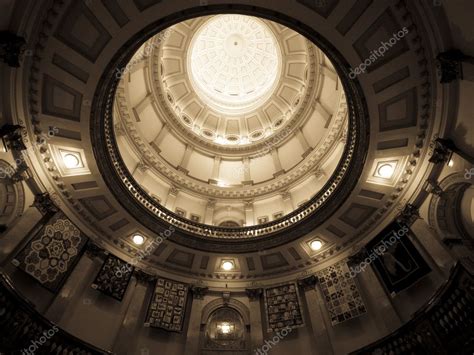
[201,307,248,354]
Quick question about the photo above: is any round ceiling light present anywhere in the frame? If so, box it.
[63,153,81,169]
[309,239,323,251]
[188,14,281,115]
[377,163,395,179]
[221,260,234,271]
[132,234,145,245]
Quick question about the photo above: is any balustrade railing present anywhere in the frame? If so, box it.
[0,272,112,355]
[351,262,474,355]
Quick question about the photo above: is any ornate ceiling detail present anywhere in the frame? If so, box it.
[11,0,449,282]
[188,15,281,115]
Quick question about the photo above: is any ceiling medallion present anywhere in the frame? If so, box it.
[188,14,281,115]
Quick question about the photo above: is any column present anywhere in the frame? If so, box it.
[112,271,153,355]
[313,168,326,180]
[298,276,333,355]
[0,193,57,267]
[398,204,449,281]
[177,145,193,174]
[314,101,332,127]
[0,206,43,265]
[245,288,264,352]
[410,218,454,276]
[271,149,284,177]
[133,161,148,185]
[295,128,312,157]
[348,251,402,334]
[210,157,221,182]
[242,158,252,185]
[165,186,179,211]
[281,191,293,214]
[244,201,254,227]
[44,245,105,324]
[184,286,208,355]
[204,199,215,225]
[436,49,474,83]
[150,124,169,152]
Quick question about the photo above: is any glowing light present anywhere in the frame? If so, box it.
[188,14,281,115]
[218,322,233,334]
[448,159,454,167]
[216,180,228,187]
[215,136,227,145]
[377,163,395,179]
[309,239,323,251]
[63,153,81,169]
[132,234,145,245]
[221,260,234,271]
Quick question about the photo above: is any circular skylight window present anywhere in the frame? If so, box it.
[188,15,281,115]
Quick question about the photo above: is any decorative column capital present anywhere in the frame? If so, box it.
[245,288,263,301]
[114,122,125,136]
[0,124,26,151]
[244,200,253,209]
[137,161,149,173]
[191,285,209,300]
[207,199,216,209]
[423,179,445,197]
[396,203,420,225]
[429,138,452,164]
[169,186,179,196]
[222,291,231,304]
[436,49,468,83]
[280,191,291,200]
[0,31,27,67]
[33,193,59,215]
[84,242,107,259]
[134,270,156,285]
[347,248,369,267]
[313,168,325,179]
[297,275,318,291]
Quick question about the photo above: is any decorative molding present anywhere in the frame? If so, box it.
[190,285,209,300]
[396,203,420,226]
[436,49,470,83]
[33,193,59,215]
[297,275,318,291]
[245,288,263,301]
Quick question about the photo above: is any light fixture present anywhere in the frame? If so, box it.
[309,239,323,251]
[59,149,84,169]
[215,136,226,145]
[132,233,145,245]
[221,260,234,271]
[53,146,90,177]
[216,180,228,187]
[63,153,81,168]
[448,159,454,167]
[376,163,395,179]
[217,322,234,334]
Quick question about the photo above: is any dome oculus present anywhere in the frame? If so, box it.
[188,14,281,115]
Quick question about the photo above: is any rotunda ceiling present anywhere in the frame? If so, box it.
[16,0,446,280]
[188,14,281,115]
[113,15,349,229]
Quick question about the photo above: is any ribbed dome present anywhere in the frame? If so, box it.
[188,14,281,115]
